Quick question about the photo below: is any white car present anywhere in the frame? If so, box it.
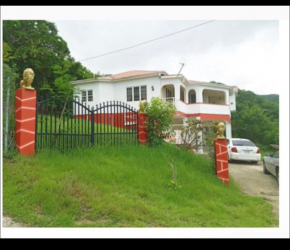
[263,145,279,185]
[227,138,261,163]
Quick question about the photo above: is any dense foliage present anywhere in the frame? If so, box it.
[2,20,97,153]
[231,89,279,146]
[145,98,176,146]
[3,20,94,92]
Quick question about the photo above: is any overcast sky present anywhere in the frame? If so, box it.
[54,20,279,95]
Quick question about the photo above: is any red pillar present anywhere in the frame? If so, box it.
[138,113,148,145]
[15,88,37,156]
[214,139,229,185]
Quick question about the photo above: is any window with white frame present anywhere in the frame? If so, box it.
[81,91,87,102]
[127,86,147,102]
[81,90,93,102]
[141,86,147,100]
[88,90,93,102]
[127,88,133,102]
[134,87,140,101]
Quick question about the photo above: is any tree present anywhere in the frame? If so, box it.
[3,20,79,90]
[231,89,279,146]
[3,20,70,90]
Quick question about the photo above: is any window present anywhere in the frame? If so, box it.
[88,90,93,102]
[81,90,93,102]
[141,86,147,100]
[232,140,256,147]
[127,86,147,102]
[166,88,172,98]
[189,93,196,103]
[134,87,140,101]
[81,91,87,102]
[127,88,132,102]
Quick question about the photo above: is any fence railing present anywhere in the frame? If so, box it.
[35,98,139,151]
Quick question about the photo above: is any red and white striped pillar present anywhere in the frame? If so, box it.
[214,139,229,185]
[138,113,148,145]
[15,88,37,156]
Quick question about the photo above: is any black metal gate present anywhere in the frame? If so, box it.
[35,98,139,151]
[93,101,139,146]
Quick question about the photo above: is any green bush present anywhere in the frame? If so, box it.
[145,98,176,146]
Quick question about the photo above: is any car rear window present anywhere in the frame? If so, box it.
[232,140,256,147]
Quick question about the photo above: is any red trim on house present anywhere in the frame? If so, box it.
[74,112,137,130]
[176,111,231,123]
[179,100,229,106]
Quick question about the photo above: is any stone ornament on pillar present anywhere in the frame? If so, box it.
[216,121,226,139]
[15,68,37,156]
[214,122,229,185]
[20,68,35,90]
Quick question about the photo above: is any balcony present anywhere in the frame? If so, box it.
[162,98,231,117]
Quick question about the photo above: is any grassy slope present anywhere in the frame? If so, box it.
[3,144,277,227]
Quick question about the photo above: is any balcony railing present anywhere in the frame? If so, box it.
[162,97,175,105]
[161,98,230,116]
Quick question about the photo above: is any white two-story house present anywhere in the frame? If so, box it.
[71,70,238,139]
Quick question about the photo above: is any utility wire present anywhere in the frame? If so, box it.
[79,20,215,62]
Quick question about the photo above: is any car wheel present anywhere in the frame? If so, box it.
[252,161,259,164]
[263,161,270,174]
[276,167,279,186]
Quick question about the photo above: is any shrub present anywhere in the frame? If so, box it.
[145,98,176,146]
[181,120,219,170]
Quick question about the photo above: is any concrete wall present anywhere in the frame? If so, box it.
[112,76,161,110]
[75,77,234,117]
[76,76,161,110]
[75,81,100,106]
[229,93,236,111]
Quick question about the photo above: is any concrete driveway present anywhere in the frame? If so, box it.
[229,161,279,220]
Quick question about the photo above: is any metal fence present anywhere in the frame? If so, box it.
[35,98,139,151]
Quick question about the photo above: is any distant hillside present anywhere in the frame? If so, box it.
[259,94,279,103]
[232,89,279,146]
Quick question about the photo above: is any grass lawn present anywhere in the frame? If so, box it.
[3,144,277,227]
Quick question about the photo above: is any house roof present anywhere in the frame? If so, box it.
[71,70,236,91]
[188,80,199,84]
[71,70,168,85]
[99,70,165,80]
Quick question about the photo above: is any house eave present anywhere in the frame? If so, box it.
[70,71,168,85]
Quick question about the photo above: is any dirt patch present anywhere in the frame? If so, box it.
[229,161,279,222]
[3,216,25,227]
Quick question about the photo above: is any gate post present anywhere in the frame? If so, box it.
[213,122,229,185]
[15,88,37,156]
[214,139,229,185]
[138,112,148,145]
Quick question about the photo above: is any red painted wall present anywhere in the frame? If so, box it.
[176,111,231,123]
